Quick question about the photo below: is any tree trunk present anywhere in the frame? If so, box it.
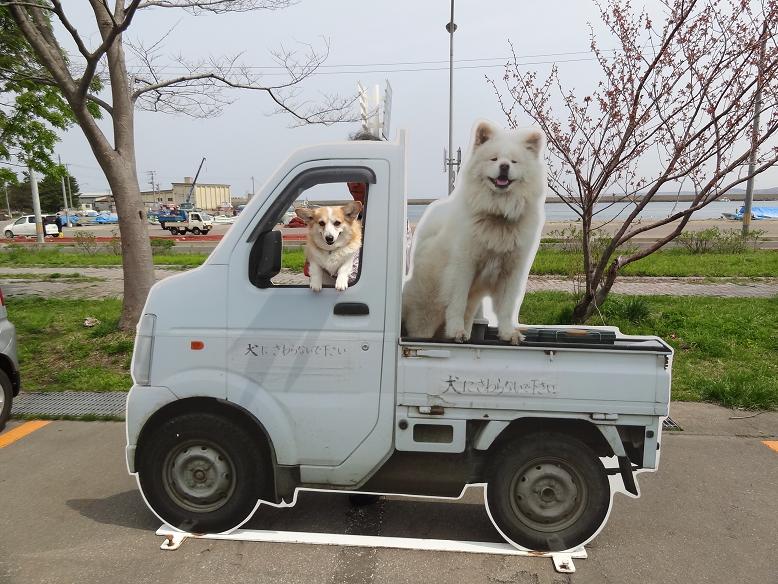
[103,161,154,330]
[571,261,619,324]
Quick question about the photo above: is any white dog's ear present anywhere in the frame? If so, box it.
[343,200,363,221]
[524,129,546,154]
[295,207,315,223]
[473,121,496,147]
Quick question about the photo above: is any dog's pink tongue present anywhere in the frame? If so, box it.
[496,177,510,187]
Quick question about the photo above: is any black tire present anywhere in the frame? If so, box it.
[485,432,610,552]
[0,369,13,432]
[137,413,270,533]
[4,230,13,239]
[168,227,178,235]
[192,227,201,235]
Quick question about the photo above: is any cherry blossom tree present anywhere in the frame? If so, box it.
[491,0,778,323]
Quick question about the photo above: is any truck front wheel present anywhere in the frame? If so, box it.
[137,413,269,533]
[192,227,201,235]
[485,432,610,552]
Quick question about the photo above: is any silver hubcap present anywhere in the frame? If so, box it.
[164,442,235,513]
[510,458,587,532]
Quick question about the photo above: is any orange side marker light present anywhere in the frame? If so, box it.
[191,341,205,351]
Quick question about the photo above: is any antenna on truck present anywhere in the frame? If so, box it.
[358,81,392,140]
[181,157,206,211]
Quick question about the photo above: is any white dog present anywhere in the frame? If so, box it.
[402,120,546,344]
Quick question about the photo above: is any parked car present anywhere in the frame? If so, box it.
[0,286,20,432]
[212,214,235,224]
[3,215,59,238]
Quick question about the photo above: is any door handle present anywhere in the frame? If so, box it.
[334,302,369,316]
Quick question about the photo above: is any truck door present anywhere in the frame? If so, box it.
[226,161,390,468]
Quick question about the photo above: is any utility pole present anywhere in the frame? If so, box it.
[64,163,74,211]
[29,163,44,244]
[66,173,74,211]
[58,155,71,227]
[742,21,768,237]
[251,176,255,200]
[3,184,10,218]
[444,0,460,194]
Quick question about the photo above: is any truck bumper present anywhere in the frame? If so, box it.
[125,384,178,473]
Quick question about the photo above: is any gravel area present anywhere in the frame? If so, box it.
[0,266,775,298]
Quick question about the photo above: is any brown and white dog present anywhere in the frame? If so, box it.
[295,201,363,292]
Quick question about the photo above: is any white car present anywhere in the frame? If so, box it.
[212,214,235,224]
[4,215,59,238]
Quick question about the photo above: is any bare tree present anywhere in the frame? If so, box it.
[490,0,778,323]
[3,0,357,329]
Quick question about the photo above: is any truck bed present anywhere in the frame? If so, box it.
[398,326,672,417]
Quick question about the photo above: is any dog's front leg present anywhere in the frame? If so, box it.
[309,262,324,292]
[493,275,524,345]
[334,257,353,291]
[443,261,476,343]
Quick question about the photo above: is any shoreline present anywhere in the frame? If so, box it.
[539,217,778,239]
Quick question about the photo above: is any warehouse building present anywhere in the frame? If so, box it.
[141,176,231,210]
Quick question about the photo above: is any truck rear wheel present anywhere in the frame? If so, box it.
[485,432,610,552]
[137,413,269,533]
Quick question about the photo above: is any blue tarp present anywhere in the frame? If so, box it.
[724,206,778,220]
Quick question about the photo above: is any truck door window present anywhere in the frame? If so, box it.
[247,166,376,289]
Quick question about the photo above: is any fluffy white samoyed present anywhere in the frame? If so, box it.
[402,120,547,344]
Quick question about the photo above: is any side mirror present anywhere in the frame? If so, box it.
[249,230,282,288]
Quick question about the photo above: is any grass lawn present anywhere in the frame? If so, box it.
[0,245,306,270]
[11,297,133,392]
[8,293,777,410]
[521,292,778,410]
[531,248,778,277]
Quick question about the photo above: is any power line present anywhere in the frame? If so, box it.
[124,47,623,72]
[126,56,602,78]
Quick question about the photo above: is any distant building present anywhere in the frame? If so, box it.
[79,191,111,210]
[141,176,231,210]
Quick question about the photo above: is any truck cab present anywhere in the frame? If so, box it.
[158,210,213,235]
[126,134,672,552]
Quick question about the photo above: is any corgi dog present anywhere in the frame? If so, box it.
[295,201,363,292]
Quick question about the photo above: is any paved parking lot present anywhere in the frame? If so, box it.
[1,403,776,584]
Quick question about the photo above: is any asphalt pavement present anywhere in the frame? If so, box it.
[0,403,776,584]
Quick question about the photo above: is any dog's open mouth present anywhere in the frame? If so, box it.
[490,175,513,189]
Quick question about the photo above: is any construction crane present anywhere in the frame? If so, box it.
[179,157,206,211]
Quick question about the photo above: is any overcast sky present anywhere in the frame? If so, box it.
[53,0,778,198]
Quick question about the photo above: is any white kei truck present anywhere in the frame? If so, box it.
[126,134,673,553]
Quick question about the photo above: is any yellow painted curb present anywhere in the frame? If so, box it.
[762,440,778,453]
[0,420,51,448]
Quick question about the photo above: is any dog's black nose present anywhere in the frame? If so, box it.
[325,235,334,244]
[499,163,509,174]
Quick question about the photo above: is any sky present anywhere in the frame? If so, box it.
[51,0,778,199]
